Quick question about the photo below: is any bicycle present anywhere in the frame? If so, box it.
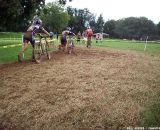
[34,33,52,63]
[67,35,75,54]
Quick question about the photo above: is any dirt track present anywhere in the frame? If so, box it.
[0,46,160,130]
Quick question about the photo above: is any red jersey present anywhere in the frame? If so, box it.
[86,28,93,38]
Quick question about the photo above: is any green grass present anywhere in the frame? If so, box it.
[0,40,21,47]
[0,32,160,64]
[93,40,160,55]
[0,46,32,64]
[0,32,22,38]
[139,93,160,126]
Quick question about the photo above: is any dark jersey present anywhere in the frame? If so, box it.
[27,24,43,36]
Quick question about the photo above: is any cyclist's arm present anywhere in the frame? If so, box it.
[42,27,50,37]
[72,32,76,37]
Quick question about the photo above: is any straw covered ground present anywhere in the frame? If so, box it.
[0,46,160,130]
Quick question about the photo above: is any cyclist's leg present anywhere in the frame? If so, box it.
[31,45,36,61]
[87,39,89,47]
[30,39,36,61]
[31,39,41,63]
[60,36,67,51]
[63,42,67,52]
[59,37,63,50]
[18,40,29,62]
[87,38,91,48]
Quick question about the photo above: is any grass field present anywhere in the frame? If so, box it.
[93,40,160,55]
[0,32,160,129]
[0,32,160,64]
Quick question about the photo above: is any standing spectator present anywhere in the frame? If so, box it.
[96,33,100,43]
[82,31,87,45]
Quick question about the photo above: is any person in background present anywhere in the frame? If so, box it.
[96,33,100,43]
[77,31,81,44]
[82,31,87,45]
[86,26,93,48]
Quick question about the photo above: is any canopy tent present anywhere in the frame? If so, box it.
[93,33,109,38]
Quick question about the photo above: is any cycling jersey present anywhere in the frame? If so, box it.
[61,30,74,45]
[23,24,44,47]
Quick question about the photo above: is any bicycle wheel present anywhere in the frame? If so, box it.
[34,42,42,63]
[67,40,74,54]
[41,40,46,55]
[44,39,51,60]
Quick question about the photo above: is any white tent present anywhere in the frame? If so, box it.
[93,33,109,38]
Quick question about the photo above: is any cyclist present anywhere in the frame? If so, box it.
[17,18,51,62]
[86,26,93,48]
[59,27,76,51]
[77,31,81,44]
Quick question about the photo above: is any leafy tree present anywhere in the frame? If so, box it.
[94,14,105,33]
[67,7,96,33]
[103,20,116,38]
[157,22,160,36]
[40,2,70,33]
[0,0,45,31]
[0,0,73,31]
[114,17,157,39]
[59,0,72,5]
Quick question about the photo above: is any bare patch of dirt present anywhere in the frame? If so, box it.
[0,46,160,130]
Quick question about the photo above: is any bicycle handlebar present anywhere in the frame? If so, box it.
[36,33,49,38]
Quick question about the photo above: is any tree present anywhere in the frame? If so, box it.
[94,14,104,33]
[0,0,45,31]
[59,0,72,5]
[67,7,96,33]
[157,22,160,36]
[103,20,116,38]
[40,2,70,33]
[0,0,75,31]
[114,17,157,39]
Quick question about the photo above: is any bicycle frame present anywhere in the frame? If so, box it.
[34,33,50,63]
[67,36,75,54]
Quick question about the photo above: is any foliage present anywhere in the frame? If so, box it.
[40,2,70,33]
[67,7,96,33]
[94,14,105,33]
[103,20,117,38]
[157,22,160,36]
[0,0,45,31]
[59,0,72,5]
[0,0,160,40]
[113,17,157,40]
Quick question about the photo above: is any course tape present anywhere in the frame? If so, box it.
[0,39,56,49]
[1,38,159,49]
[0,44,22,49]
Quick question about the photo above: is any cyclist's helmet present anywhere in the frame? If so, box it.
[66,27,71,31]
[49,32,54,38]
[33,19,42,26]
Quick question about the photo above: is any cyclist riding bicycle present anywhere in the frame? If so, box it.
[86,26,93,48]
[59,27,76,51]
[18,18,52,62]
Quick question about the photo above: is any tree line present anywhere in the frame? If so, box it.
[0,0,160,40]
